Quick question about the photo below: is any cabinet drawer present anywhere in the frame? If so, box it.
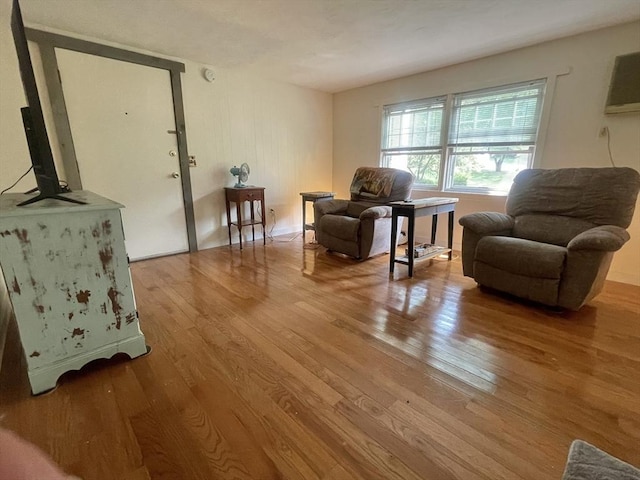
[236,190,259,202]
[227,189,263,203]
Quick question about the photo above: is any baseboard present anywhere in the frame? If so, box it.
[606,270,640,286]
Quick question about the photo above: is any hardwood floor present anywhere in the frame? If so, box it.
[1,238,639,479]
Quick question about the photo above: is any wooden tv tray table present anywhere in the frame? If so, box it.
[389,197,459,278]
[225,186,266,250]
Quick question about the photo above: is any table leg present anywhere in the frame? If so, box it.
[236,202,243,250]
[302,198,307,242]
[448,210,454,260]
[431,214,438,244]
[407,214,415,278]
[261,198,266,245]
[226,200,232,246]
[389,211,398,274]
[250,200,256,242]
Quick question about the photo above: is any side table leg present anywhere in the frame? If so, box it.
[302,198,307,242]
[262,198,266,245]
[407,214,415,278]
[448,210,454,260]
[226,201,232,246]
[389,211,398,274]
[236,202,243,250]
[250,200,256,242]
[431,214,438,244]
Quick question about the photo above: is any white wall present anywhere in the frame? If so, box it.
[0,7,333,253]
[333,21,640,285]
[183,67,332,249]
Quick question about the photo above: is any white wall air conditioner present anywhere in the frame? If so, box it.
[605,51,640,114]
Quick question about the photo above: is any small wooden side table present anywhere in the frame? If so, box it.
[300,191,335,242]
[389,197,459,277]
[225,186,266,249]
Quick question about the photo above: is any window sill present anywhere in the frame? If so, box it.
[411,185,509,198]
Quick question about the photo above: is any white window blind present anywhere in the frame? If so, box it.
[448,79,546,147]
[381,97,446,186]
[379,79,548,192]
[382,97,446,151]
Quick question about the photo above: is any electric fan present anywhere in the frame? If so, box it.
[230,163,250,187]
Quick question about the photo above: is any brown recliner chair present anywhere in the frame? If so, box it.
[459,167,640,310]
[314,167,414,259]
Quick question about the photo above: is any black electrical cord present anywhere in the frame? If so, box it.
[605,128,616,167]
[0,165,33,195]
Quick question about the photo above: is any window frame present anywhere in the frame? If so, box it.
[380,96,447,188]
[380,77,550,195]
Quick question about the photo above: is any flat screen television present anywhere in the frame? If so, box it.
[11,0,83,206]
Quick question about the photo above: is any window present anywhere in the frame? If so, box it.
[381,97,446,187]
[381,79,546,194]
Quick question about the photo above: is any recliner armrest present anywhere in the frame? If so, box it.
[567,225,630,252]
[458,212,514,235]
[314,199,349,216]
[360,206,391,220]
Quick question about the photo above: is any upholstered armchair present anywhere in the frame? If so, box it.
[314,167,414,259]
[459,167,640,310]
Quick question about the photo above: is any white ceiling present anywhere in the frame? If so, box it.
[16,0,640,93]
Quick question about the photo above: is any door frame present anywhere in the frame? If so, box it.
[26,28,197,253]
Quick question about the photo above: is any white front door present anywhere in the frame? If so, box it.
[56,48,189,260]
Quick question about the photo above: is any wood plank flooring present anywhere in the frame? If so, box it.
[1,238,639,479]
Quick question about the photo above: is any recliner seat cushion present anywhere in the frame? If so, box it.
[319,215,360,242]
[475,236,566,279]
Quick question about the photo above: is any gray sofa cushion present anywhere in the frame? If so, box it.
[506,167,640,228]
[513,214,596,247]
[568,225,630,251]
[476,236,566,279]
[459,212,514,234]
[474,263,561,306]
[319,215,360,242]
[346,201,375,218]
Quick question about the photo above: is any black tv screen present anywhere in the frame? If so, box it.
[10,0,82,206]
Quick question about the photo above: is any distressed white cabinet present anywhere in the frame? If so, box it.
[0,191,147,394]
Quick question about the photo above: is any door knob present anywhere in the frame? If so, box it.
[171,172,180,178]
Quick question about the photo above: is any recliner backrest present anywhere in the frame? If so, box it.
[512,214,597,246]
[506,167,640,228]
[349,167,414,203]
